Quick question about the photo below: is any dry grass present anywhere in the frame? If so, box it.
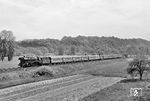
[81,60,128,78]
[80,79,150,101]
[0,57,19,69]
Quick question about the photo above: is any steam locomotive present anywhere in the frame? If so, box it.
[18,54,123,67]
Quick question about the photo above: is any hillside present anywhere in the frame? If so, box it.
[14,36,150,56]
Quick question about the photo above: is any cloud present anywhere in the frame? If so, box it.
[0,0,150,40]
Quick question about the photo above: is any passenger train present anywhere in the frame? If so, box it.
[18,54,123,67]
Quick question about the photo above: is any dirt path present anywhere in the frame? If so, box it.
[0,75,92,100]
[0,74,124,101]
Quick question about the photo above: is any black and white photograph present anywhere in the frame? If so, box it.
[0,0,150,101]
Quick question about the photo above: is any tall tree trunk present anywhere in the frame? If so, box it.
[1,54,4,61]
[140,73,143,80]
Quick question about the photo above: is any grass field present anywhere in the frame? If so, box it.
[80,59,128,78]
[0,59,127,89]
[80,79,150,101]
[1,58,150,101]
[0,57,19,69]
[78,59,150,101]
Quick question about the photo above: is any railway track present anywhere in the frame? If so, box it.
[0,74,95,101]
[0,58,123,74]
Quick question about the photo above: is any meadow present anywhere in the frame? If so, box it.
[0,57,19,69]
[0,59,127,89]
[80,79,150,101]
[1,58,150,101]
[79,59,150,101]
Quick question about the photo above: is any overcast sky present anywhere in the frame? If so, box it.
[0,0,150,41]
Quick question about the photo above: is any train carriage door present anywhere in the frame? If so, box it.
[49,57,51,64]
[88,55,89,61]
[72,57,74,62]
[62,57,64,63]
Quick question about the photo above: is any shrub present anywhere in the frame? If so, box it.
[33,68,54,77]
[0,74,10,81]
[18,72,31,79]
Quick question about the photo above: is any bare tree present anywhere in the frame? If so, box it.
[127,58,150,80]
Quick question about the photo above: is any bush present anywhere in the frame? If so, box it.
[33,68,54,77]
[0,74,10,81]
[18,71,31,79]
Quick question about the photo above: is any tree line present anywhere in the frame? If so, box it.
[2,30,150,61]
[15,36,150,57]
